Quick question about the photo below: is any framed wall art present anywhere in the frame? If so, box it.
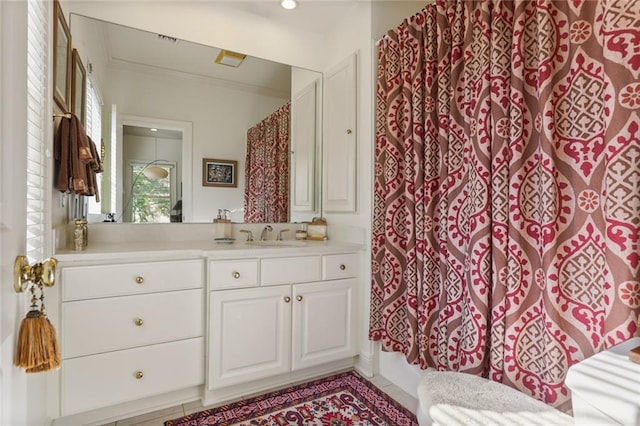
[202,158,237,188]
[71,49,86,125]
[53,0,72,112]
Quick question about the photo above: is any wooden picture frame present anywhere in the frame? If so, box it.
[53,0,72,112]
[202,158,237,187]
[71,49,86,125]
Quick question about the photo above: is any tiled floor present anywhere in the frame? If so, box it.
[102,374,419,426]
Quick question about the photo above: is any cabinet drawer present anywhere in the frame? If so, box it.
[322,253,359,280]
[62,259,203,301]
[209,259,258,290]
[61,338,204,416]
[62,289,203,358]
[261,256,321,286]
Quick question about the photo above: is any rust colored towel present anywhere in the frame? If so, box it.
[54,113,101,198]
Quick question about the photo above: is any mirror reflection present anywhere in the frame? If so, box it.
[70,14,321,224]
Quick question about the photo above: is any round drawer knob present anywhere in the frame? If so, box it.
[284,296,291,303]
[232,271,241,279]
[134,371,144,379]
[340,264,346,270]
[135,276,144,284]
[346,129,353,135]
[296,295,303,302]
[134,318,144,327]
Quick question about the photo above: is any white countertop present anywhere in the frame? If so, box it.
[54,239,365,263]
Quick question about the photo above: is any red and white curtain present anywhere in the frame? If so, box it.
[370,0,640,411]
[244,102,290,223]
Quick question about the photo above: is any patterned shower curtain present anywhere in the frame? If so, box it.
[244,102,290,223]
[370,0,640,411]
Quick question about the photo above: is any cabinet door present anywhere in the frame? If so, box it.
[209,286,291,389]
[291,80,318,213]
[323,52,357,213]
[291,279,357,371]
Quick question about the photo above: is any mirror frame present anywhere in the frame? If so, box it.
[71,48,86,125]
[53,0,72,111]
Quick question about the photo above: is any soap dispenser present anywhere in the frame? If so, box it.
[213,209,232,240]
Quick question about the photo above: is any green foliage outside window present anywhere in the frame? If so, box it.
[131,164,171,223]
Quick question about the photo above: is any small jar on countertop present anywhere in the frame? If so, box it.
[73,219,86,251]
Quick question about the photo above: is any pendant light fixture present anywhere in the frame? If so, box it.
[143,137,168,180]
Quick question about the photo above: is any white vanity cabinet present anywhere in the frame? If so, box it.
[207,252,359,393]
[57,259,205,417]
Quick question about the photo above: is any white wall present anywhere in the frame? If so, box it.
[371,1,428,40]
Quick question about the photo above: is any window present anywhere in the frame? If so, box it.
[85,77,103,218]
[26,0,49,261]
[129,162,175,223]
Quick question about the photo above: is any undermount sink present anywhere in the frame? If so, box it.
[246,240,308,247]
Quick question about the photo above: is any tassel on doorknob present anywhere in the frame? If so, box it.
[14,256,61,373]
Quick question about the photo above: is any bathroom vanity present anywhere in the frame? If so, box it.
[48,230,363,426]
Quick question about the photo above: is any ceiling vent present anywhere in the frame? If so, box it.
[157,34,178,44]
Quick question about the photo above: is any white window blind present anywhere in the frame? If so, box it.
[86,77,103,216]
[26,0,49,261]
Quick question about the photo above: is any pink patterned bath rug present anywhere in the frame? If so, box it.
[165,370,418,425]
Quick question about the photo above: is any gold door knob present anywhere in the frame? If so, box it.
[135,276,144,284]
[346,129,353,134]
[284,296,291,303]
[232,271,241,279]
[134,371,144,379]
[14,256,58,293]
[134,318,144,327]
[296,295,303,302]
[340,264,346,270]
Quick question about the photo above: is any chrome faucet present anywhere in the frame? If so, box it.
[260,225,273,241]
[239,229,254,242]
[276,229,290,241]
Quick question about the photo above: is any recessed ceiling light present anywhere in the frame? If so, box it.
[281,0,297,10]
[215,49,247,67]
[150,128,158,132]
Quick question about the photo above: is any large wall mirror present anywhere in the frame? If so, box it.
[69,14,322,224]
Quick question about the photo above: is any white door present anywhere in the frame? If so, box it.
[291,279,357,371]
[208,285,291,389]
[1,2,47,424]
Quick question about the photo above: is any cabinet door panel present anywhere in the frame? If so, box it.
[209,259,259,289]
[322,253,359,281]
[291,80,318,212]
[291,279,357,370]
[62,259,203,301]
[63,289,203,358]
[261,256,321,286]
[61,338,203,416]
[323,53,357,213]
[209,286,291,389]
